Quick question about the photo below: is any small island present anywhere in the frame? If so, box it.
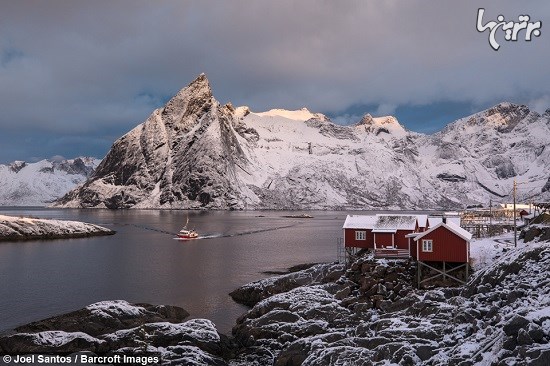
[0,214,115,241]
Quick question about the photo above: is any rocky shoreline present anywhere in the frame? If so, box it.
[0,215,114,241]
[1,238,549,365]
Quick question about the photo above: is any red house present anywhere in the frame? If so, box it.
[411,221,472,263]
[342,215,377,249]
[343,214,428,257]
[411,221,472,287]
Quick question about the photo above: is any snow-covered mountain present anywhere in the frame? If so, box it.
[56,74,550,210]
[0,157,100,206]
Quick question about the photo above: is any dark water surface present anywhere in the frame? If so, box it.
[0,208,353,334]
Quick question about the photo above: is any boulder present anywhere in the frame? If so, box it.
[503,315,529,337]
[230,263,344,307]
[14,301,189,337]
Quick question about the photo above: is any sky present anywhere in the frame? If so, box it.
[0,1,549,163]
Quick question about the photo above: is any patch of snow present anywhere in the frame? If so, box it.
[29,331,101,347]
[253,107,326,122]
[86,300,145,318]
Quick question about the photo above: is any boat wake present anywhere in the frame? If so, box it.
[173,224,298,241]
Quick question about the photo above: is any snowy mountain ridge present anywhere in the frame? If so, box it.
[0,157,100,206]
[55,74,550,210]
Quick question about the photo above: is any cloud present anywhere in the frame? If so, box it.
[331,114,364,126]
[528,96,550,114]
[0,1,549,162]
[374,104,398,117]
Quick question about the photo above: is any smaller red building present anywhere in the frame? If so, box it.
[411,221,472,263]
[342,215,377,249]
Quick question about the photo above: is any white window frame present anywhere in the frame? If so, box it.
[422,239,433,252]
[355,230,366,241]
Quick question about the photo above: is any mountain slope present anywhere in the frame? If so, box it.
[56,75,550,210]
[0,157,99,206]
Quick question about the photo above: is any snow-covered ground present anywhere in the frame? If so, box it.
[0,214,114,240]
[470,232,516,270]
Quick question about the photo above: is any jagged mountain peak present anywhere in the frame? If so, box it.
[355,113,405,137]
[449,102,533,133]
[160,73,214,126]
[356,113,374,125]
[235,106,251,119]
[357,113,401,126]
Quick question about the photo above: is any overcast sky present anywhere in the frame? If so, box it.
[0,1,548,163]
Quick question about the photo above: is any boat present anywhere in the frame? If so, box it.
[177,216,199,239]
[177,228,198,239]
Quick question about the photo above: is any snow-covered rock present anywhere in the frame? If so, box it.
[229,263,344,307]
[0,301,233,366]
[0,214,114,241]
[55,75,550,209]
[0,157,99,206]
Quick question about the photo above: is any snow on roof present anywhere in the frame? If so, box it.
[413,221,473,242]
[416,214,428,228]
[374,215,417,230]
[428,217,443,227]
[446,217,461,227]
[343,213,436,231]
[446,221,472,240]
[342,215,377,229]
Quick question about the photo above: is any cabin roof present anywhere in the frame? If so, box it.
[342,215,377,229]
[446,217,461,227]
[428,217,443,227]
[413,221,472,242]
[374,214,417,230]
[415,214,428,228]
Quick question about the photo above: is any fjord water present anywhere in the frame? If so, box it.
[0,208,346,334]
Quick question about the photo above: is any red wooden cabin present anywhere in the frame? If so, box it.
[411,221,472,262]
[342,214,428,258]
[342,215,377,249]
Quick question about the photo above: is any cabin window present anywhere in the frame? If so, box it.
[422,239,433,252]
[355,231,366,240]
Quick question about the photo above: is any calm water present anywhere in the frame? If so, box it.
[0,208,353,334]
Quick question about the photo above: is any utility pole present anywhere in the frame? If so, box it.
[489,198,493,236]
[513,178,517,248]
